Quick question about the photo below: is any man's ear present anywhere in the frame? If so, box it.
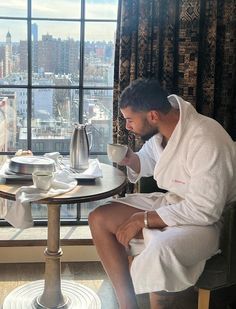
[148,110,160,122]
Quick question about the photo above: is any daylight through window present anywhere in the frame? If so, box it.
[0,0,118,224]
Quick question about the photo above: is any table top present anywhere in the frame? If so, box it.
[0,163,127,205]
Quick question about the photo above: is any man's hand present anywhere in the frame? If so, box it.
[116,212,144,248]
[118,147,134,165]
[116,211,167,249]
[118,148,141,174]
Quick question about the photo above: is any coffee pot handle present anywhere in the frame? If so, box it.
[87,132,93,150]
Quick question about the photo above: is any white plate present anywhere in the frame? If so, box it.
[71,173,97,180]
[60,158,102,180]
[62,168,99,180]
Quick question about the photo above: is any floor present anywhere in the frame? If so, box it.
[0,262,149,309]
[0,262,236,309]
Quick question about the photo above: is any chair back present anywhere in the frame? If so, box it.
[196,201,236,290]
[220,201,236,284]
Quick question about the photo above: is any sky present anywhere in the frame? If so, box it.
[0,0,118,42]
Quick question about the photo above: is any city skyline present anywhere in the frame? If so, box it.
[0,23,117,43]
[0,28,115,80]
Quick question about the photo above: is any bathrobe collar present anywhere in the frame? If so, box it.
[154,95,199,176]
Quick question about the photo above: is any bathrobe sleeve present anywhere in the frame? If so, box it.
[156,137,235,226]
[127,135,162,183]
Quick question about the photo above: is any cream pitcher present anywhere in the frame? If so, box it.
[70,123,90,170]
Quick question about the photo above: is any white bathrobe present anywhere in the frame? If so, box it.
[117,95,236,294]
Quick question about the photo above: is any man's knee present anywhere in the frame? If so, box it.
[88,204,106,227]
[88,201,123,232]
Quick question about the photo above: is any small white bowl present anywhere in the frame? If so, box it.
[32,170,54,191]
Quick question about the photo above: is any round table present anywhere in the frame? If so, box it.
[0,163,127,309]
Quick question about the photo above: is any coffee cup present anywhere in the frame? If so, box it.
[32,170,54,191]
[107,143,128,163]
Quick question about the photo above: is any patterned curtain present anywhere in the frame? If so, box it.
[113,0,236,151]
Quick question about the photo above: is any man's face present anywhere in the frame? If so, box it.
[120,107,158,141]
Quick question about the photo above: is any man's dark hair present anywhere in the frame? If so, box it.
[119,78,171,114]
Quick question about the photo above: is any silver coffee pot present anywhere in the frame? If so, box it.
[70,123,90,170]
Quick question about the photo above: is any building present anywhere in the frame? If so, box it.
[0,108,7,152]
[18,121,72,153]
[0,92,17,151]
[19,40,27,72]
[4,31,13,77]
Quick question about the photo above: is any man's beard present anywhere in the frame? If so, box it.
[141,127,159,141]
[129,119,159,141]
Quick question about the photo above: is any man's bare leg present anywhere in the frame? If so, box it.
[88,201,144,309]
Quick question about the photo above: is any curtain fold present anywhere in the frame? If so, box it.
[113,0,236,151]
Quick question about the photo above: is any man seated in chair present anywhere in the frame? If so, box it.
[88,78,236,309]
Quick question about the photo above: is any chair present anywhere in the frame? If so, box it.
[195,202,236,309]
[138,176,236,309]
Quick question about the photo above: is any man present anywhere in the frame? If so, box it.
[88,79,236,309]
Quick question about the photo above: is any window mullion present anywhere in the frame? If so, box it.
[27,0,32,150]
[79,0,85,124]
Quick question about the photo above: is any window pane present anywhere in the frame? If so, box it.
[32,21,80,85]
[32,0,81,19]
[0,88,27,152]
[84,89,113,152]
[31,88,79,153]
[85,0,118,20]
[84,22,116,87]
[0,0,27,17]
[0,20,28,85]
[31,203,78,220]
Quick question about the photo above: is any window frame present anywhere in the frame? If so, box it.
[0,0,118,225]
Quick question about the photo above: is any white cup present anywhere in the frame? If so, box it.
[32,171,54,191]
[44,152,63,164]
[107,143,128,163]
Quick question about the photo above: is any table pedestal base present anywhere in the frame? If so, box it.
[3,280,101,309]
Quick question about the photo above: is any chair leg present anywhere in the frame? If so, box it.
[198,288,210,309]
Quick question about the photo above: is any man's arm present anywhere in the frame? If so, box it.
[119,135,161,179]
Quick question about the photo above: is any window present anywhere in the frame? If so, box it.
[0,0,118,225]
